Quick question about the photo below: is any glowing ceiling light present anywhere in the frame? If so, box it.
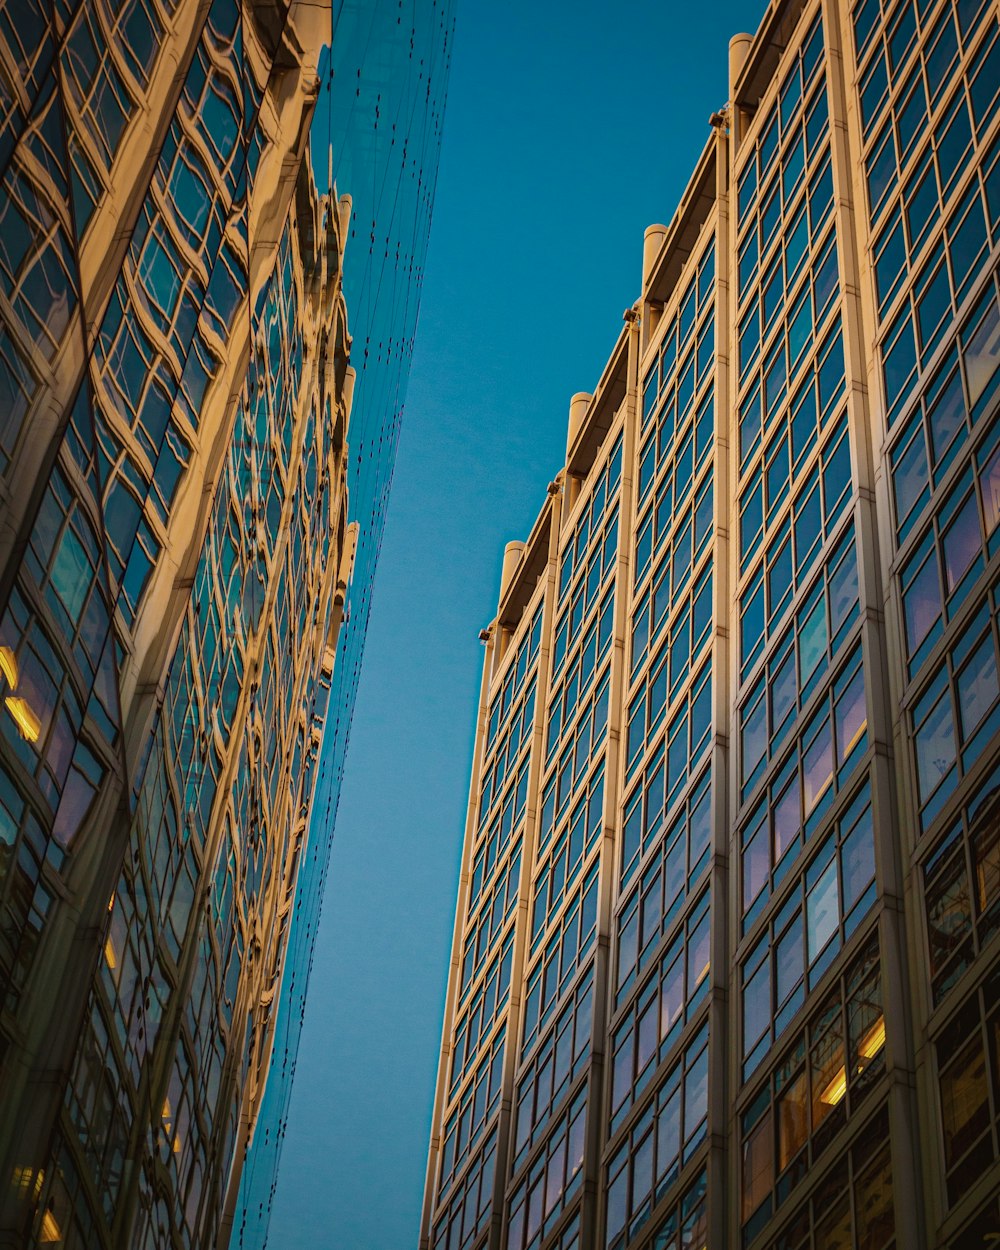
[819,1066,847,1106]
[39,1205,61,1243]
[11,1167,44,1201]
[5,696,40,742]
[0,645,17,687]
[858,1016,885,1061]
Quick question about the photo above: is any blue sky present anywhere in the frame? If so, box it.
[268,1,760,1245]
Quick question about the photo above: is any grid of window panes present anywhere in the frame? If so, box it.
[30,188,344,1250]
[430,582,547,1237]
[500,427,625,1250]
[598,205,718,1250]
[0,0,359,1243]
[850,0,1000,1228]
[854,0,1000,425]
[729,9,894,1244]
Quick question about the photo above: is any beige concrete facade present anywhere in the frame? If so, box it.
[423,1,1000,1248]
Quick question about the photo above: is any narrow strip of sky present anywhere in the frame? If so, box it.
[269,2,762,1245]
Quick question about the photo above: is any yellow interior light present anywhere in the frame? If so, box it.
[0,646,17,687]
[39,1205,61,1243]
[858,1016,886,1062]
[161,1098,182,1154]
[819,1066,847,1106]
[11,1167,44,1200]
[103,939,117,971]
[5,696,40,743]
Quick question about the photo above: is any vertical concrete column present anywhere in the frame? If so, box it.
[499,541,526,604]
[566,392,592,458]
[728,32,752,99]
[641,225,668,297]
[707,114,735,1250]
[419,616,503,1249]
[588,320,641,1245]
[493,497,561,1248]
[565,394,593,514]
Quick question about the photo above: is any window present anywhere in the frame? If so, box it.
[430,1129,495,1250]
[736,16,827,297]
[487,605,543,754]
[449,932,514,1098]
[740,936,886,1242]
[469,762,528,915]
[532,765,603,949]
[912,575,1000,829]
[521,864,599,1060]
[617,765,711,946]
[742,778,877,1076]
[748,1104,894,1250]
[539,712,606,856]
[438,1034,504,1199]
[0,163,78,365]
[739,422,852,678]
[620,666,712,888]
[636,1169,707,1250]
[631,550,711,682]
[739,527,860,798]
[605,1024,709,1250]
[507,1089,586,1250]
[617,765,710,990]
[936,971,1000,1206]
[513,966,593,1175]
[460,841,520,1001]
[923,769,1000,1006]
[558,437,622,602]
[480,677,535,818]
[642,241,714,436]
[610,893,711,1127]
[63,6,135,170]
[627,568,712,773]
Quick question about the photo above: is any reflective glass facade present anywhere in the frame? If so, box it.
[0,0,451,1246]
[423,2,1000,1248]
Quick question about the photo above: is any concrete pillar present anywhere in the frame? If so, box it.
[499,541,525,601]
[338,193,353,240]
[642,225,668,294]
[566,392,592,458]
[729,33,753,99]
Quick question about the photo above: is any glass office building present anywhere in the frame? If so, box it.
[422,2,1000,1248]
[0,0,451,1246]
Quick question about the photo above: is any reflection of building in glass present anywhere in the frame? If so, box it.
[422,3,1000,1249]
[0,0,450,1246]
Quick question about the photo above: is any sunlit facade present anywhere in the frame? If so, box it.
[422,2,1000,1248]
[0,0,450,1245]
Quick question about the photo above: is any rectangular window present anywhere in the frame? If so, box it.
[741,777,877,1074]
[740,937,885,1241]
[610,892,711,1127]
[936,976,1000,1206]
[605,1024,709,1250]
[507,1090,587,1250]
[513,966,594,1175]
